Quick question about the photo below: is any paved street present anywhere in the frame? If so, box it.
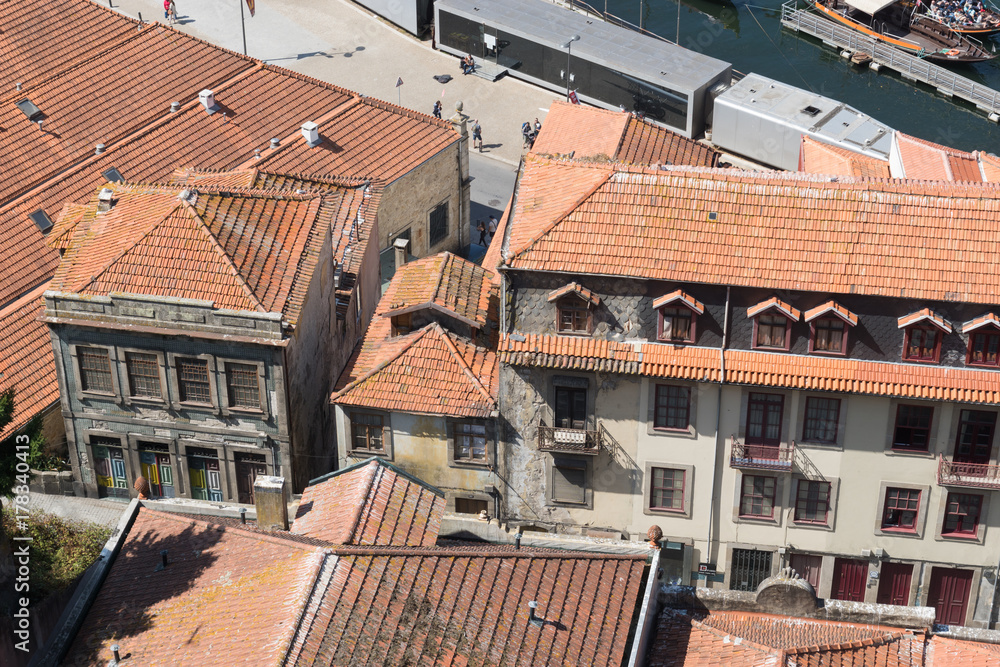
[23,493,129,528]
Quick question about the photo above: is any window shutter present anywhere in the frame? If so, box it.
[552,461,586,504]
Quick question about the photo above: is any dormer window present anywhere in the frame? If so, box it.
[653,290,704,344]
[748,297,800,351]
[804,300,857,356]
[964,314,1000,367]
[548,282,600,335]
[391,312,412,336]
[898,309,951,364]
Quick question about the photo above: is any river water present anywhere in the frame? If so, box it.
[602,0,1000,151]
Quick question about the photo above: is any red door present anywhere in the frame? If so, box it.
[876,562,913,606]
[235,454,268,504]
[832,558,867,602]
[928,567,974,626]
[954,410,996,466]
[789,554,822,590]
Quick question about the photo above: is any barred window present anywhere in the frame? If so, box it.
[351,413,384,452]
[226,362,260,409]
[454,422,487,461]
[79,347,113,393]
[177,358,211,404]
[125,352,161,398]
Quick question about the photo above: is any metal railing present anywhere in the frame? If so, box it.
[538,423,602,455]
[781,1,1000,115]
[937,454,1000,489]
[730,436,795,471]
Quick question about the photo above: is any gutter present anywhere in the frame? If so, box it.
[706,285,731,567]
[625,549,661,667]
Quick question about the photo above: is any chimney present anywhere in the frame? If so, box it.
[170,101,180,112]
[528,601,542,625]
[198,89,218,114]
[393,236,410,270]
[97,187,117,213]
[514,532,522,550]
[253,475,288,530]
[95,143,105,155]
[301,121,321,147]
[270,137,280,149]
[239,507,247,524]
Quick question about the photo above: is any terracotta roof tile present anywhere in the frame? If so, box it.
[927,635,1000,666]
[292,459,445,547]
[547,281,600,306]
[978,152,1000,182]
[898,308,953,333]
[803,300,858,326]
[747,296,801,321]
[500,333,643,375]
[0,283,58,440]
[799,136,891,179]
[652,289,705,314]
[385,252,493,328]
[895,133,982,182]
[961,312,1000,333]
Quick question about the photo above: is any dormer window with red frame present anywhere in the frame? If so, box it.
[804,300,857,356]
[652,289,704,344]
[747,297,800,351]
[547,282,600,335]
[964,313,1000,367]
[897,308,951,364]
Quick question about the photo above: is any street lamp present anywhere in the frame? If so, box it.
[560,34,581,103]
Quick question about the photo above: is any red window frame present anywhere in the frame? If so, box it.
[739,475,776,519]
[658,305,696,343]
[650,467,685,512]
[809,317,847,355]
[653,384,691,431]
[746,392,784,446]
[802,396,840,443]
[892,404,933,451]
[902,326,941,363]
[881,487,921,532]
[942,492,983,538]
[968,327,1000,367]
[753,312,791,351]
[794,480,831,525]
[556,297,591,334]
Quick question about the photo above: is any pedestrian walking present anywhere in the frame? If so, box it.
[472,119,483,152]
[167,0,177,23]
[432,101,442,119]
[477,220,487,246]
[487,215,498,242]
[533,117,542,133]
[164,0,171,20]
[521,121,532,148]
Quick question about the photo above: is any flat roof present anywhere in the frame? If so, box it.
[436,0,731,94]
[717,73,893,159]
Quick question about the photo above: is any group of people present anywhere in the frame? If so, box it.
[163,0,178,24]
[460,54,476,75]
[925,0,999,27]
[476,216,499,247]
[521,118,542,149]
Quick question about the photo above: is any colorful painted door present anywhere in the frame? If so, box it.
[189,457,223,501]
[789,554,822,590]
[831,558,867,602]
[206,459,223,501]
[876,562,913,606]
[94,446,128,497]
[236,455,268,504]
[140,451,162,497]
[928,568,974,626]
[156,454,175,498]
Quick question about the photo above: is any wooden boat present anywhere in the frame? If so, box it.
[917,0,1000,35]
[813,0,997,62]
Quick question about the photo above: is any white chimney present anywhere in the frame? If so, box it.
[253,476,289,531]
[301,121,320,147]
[198,89,217,114]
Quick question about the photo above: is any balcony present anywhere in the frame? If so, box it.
[537,423,602,455]
[937,454,1000,490]
[729,436,794,472]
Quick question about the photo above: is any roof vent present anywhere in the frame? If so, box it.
[802,105,821,117]
[102,167,124,183]
[270,137,280,149]
[528,601,542,626]
[301,121,321,147]
[707,211,719,222]
[97,188,117,213]
[29,209,53,234]
[198,89,218,115]
[15,82,21,91]
[15,99,42,120]
[95,143,105,155]
[178,188,195,202]
[170,101,181,112]
[254,148,261,159]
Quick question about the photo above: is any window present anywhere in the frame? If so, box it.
[881,487,920,532]
[969,328,1000,366]
[955,409,997,464]
[429,202,448,245]
[803,397,840,443]
[79,347,113,393]
[893,404,933,451]
[903,326,940,362]
[739,475,776,518]
[794,480,831,524]
[755,314,789,349]
[659,306,695,343]
[654,385,690,430]
[557,297,591,334]
[555,386,587,429]
[225,362,260,409]
[125,351,161,398]
[351,413,384,452]
[552,458,587,504]
[454,422,487,462]
[746,393,784,446]
[455,497,490,515]
[811,317,846,354]
[650,467,685,512]
[942,493,983,537]
[176,358,211,404]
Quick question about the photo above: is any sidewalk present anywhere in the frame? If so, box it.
[108,0,561,165]
[24,493,129,528]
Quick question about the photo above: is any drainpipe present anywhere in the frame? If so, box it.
[706,286,731,567]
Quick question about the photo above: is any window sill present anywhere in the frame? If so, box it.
[127,396,166,405]
[644,506,690,519]
[550,499,590,508]
[966,362,1000,370]
[735,514,779,524]
[348,449,388,458]
[876,527,922,538]
[940,531,979,540]
[887,447,933,457]
[228,406,265,415]
[751,345,790,353]
[177,401,215,410]
[81,390,117,399]
[449,459,490,469]
[656,338,694,346]
[652,426,693,434]
[809,349,846,357]
[798,440,841,450]
[790,520,833,531]
[556,330,592,336]
[902,357,940,365]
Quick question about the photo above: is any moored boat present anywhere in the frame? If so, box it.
[918,0,1000,35]
[813,0,996,62]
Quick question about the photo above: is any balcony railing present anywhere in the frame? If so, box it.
[937,454,1000,490]
[538,423,602,455]
[730,436,794,471]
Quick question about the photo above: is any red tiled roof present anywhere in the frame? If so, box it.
[506,157,1000,305]
[384,252,493,328]
[619,114,719,167]
[747,297,800,321]
[62,508,324,666]
[547,281,600,306]
[799,136,891,179]
[0,283,58,439]
[927,635,1000,666]
[895,133,982,182]
[898,308,952,333]
[979,152,1000,182]
[961,313,1000,333]
[652,290,705,314]
[290,549,648,667]
[803,300,858,326]
[292,458,445,547]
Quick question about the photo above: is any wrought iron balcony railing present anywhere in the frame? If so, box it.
[730,436,794,471]
[537,423,602,455]
[937,454,1000,490]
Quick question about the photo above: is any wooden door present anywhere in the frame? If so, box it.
[789,554,822,590]
[928,567,974,626]
[876,562,913,606]
[831,558,867,602]
[156,454,175,498]
[746,393,784,457]
[140,451,162,497]
[954,410,996,465]
[236,455,268,504]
